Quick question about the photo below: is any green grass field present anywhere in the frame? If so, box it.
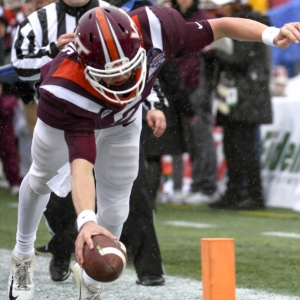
[1,189,300,297]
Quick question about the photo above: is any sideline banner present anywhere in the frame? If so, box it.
[261,97,300,210]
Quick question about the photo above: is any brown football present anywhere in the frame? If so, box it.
[82,234,127,282]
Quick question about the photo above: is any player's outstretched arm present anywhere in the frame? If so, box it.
[71,158,117,265]
[208,17,300,49]
[71,158,96,215]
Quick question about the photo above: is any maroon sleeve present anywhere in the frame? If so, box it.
[185,20,214,54]
[64,130,96,164]
[144,7,214,58]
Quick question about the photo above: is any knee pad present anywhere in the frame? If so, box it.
[98,204,129,228]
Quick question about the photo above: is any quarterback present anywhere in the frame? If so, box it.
[8,5,300,300]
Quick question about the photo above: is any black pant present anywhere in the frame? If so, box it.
[120,147,164,279]
[223,123,264,203]
[143,155,161,208]
[43,192,77,258]
[186,113,217,195]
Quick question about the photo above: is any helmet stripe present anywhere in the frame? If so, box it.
[107,19,125,58]
[96,22,111,64]
[95,8,120,62]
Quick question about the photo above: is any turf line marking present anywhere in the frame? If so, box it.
[262,231,300,239]
[240,211,294,219]
[164,221,216,228]
[7,202,18,208]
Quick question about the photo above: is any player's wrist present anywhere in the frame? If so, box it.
[77,210,97,231]
[148,100,164,110]
[262,27,280,47]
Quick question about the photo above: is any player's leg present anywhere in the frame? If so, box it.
[94,110,142,238]
[8,119,69,300]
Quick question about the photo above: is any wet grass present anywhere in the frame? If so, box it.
[155,203,300,297]
[1,188,300,297]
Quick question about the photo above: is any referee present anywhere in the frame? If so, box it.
[11,0,111,282]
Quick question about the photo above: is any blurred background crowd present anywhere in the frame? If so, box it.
[0,0,56,196]
[0,0,299,212]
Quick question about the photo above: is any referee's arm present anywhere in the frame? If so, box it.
[11,16,59,82]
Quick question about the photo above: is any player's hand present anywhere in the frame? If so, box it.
[146,109,166,138]
[274,22,300,49]
[75,221,117,267]
[57,33,75,50]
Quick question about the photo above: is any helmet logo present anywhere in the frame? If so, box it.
[74,34,92,56]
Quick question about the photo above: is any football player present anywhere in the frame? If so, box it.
[8,5,300,300]
[10,0,112,284]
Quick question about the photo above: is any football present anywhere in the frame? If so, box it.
[82,234,127,282]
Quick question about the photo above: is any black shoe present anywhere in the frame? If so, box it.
[35,244,52,256]
[49,255,71,282]
[230,199,265,211]
[136,275,165,286]
[209,196,235,210]
[209,199,230,210]
[209,192,246,210]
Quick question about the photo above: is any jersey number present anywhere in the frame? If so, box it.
[62,44,76,55]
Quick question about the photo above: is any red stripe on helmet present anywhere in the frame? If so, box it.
[95,7,120,62]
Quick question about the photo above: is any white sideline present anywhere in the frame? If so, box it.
[262,231,300,239]
[1,249,299,300]
[164,221,216,228]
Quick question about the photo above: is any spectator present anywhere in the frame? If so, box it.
[270,65,289,97]
[170,0,219,205]
[141,62,196,207]
[208,0,273,210]
[0,0,36,187]
[0,83,22,195]
[0,15,22,195]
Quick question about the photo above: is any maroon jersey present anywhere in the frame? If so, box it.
[37,6,213,162]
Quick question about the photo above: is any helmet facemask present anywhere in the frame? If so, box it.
[84,47,147,105]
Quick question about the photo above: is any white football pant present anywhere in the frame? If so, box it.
[15,107,142,256]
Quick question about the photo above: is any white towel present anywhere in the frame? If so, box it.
[46,163,71,197]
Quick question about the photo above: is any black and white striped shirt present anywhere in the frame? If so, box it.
[11,0,110,81]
